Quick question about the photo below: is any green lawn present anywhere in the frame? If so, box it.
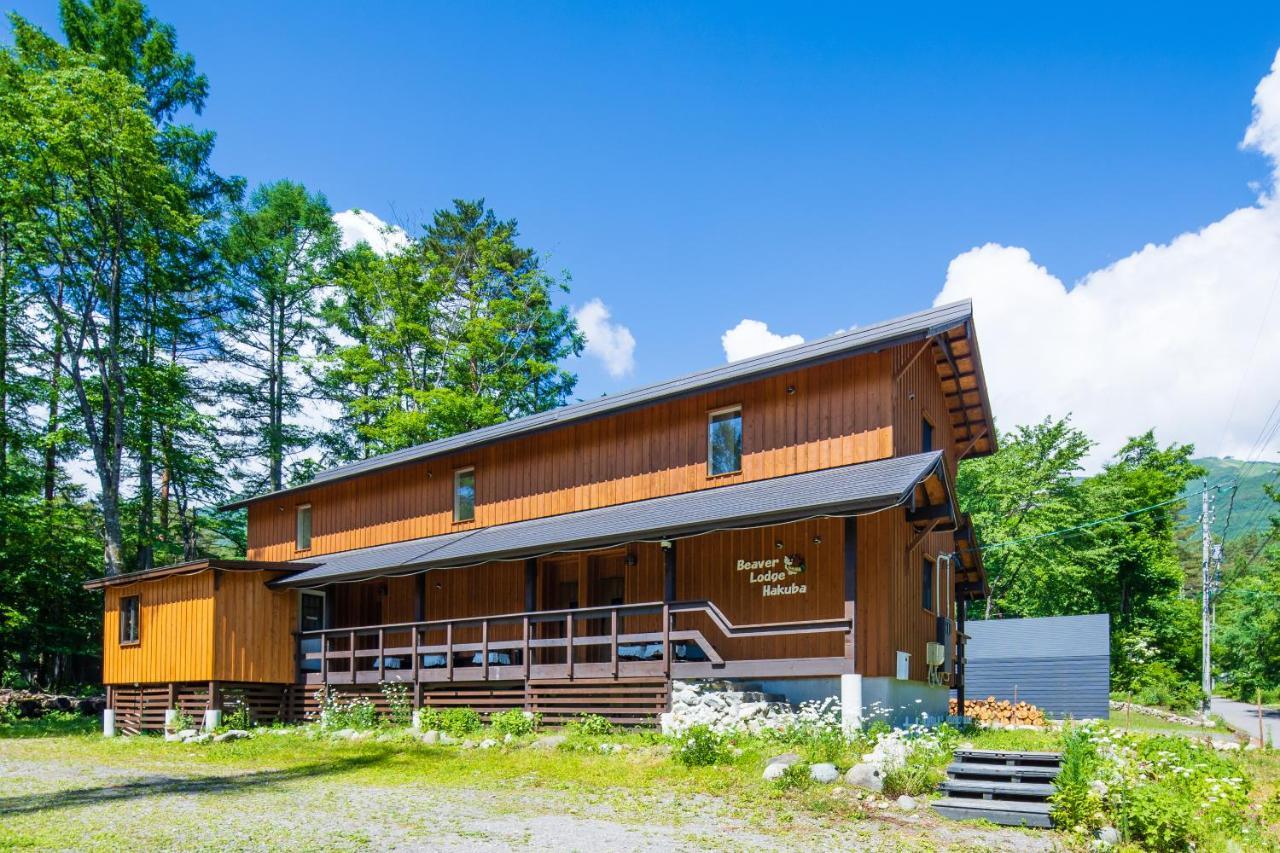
[0,717,1056,852]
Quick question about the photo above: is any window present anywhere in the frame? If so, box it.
[120,595,140,645]
[708,406,743,476]
[454,467,476,522]
[299,591,326,673]
[922,558,935,612]
[921,416,935,453]
[295,504,312,551]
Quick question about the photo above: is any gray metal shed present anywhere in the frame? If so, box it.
[957,614,1111,719]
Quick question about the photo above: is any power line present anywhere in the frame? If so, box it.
[962,483,1223,554]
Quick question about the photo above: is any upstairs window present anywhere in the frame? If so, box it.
[922,557,935,612]
[454,467,476,522]
[296,504,312,551]
[120,595,140,645]
[921,416,935,453]
[708,406,743,476]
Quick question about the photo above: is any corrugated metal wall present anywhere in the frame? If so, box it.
[957,614,1110,719]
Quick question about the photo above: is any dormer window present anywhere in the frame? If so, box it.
[708,406,743,476]
[296,504,312,551]
[454,467,476,522]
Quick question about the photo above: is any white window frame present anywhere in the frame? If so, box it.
[453,466,476,523]
[295,503,312,551]
[706,404,743,477]
[299,589,327,630]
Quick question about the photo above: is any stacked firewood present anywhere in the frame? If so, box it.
[949,696,1047,726]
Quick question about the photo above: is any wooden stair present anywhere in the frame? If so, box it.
[930,748,1060,828]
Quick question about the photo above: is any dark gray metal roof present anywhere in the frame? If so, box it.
[278,451,945,587]
[225,300,974,510]
[963,614,1111,659]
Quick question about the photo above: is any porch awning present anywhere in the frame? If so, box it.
[276,451,952,588]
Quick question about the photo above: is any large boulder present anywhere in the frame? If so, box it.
[809,763,840,783]
[212,729,249,743]
[531,734,566,750]
[845,763,884,792]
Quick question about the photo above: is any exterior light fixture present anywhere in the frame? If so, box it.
[775,540,784,549]
[786,385,796,395]
[812,535,822,544]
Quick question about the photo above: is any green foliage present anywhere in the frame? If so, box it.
[569,713,615,737]
[773,761,812,790]
[222,706,252,731]
[1214,484,1280,698]
[489,709,538,737]
[1049,725,1104,832]
[419,706,483,737]
[314,687,379,730]
[380,682,412,728]
[959,419,1205,691]
[674,725,729,767]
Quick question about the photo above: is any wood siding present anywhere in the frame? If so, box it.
[246,352,898,561]
[103,573,215,684]
[212,570,297,684]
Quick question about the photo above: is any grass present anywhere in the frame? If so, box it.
[1107,707,1230,737]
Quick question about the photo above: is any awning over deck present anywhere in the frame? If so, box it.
[277,451,954,588]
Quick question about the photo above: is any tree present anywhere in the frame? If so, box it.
[1214,487,1280,698]
[218,181,340,492]
[315,200,584,459]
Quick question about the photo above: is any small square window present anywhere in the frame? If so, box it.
[922,558,935,612]
[296,504,312,551]
[454,467,476,522]
[921,417,935,453]
[708,406,743,476]
[120,595,140,645]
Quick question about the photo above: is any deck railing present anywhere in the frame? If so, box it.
[296,600,852,686]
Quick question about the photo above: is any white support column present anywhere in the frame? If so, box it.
[102,709,116,738]
[840,673,863,732]
[202,709,222,732]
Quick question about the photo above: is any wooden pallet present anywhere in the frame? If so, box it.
[930,748,1061,828]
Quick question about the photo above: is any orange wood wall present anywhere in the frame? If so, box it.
[103,573,215,684]
[212,570,297,683]
[246,351,899,561]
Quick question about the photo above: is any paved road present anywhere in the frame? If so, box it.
[1212,695,1280,746]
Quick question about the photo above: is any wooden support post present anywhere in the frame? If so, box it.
[446,623,454,682]
[843,516,857,668]
[610,608,619,678]
[378,627,386,681]
[167,682,177,710]
[412,626,420,687]
[481,620,490,680]
[348,630,356,683]
[320,633,329,685]
[956,601,966,722]
[209,680,222,712]
[565,612,574,679]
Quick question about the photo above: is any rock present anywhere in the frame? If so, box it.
[1090,780,1108,796]
[439,732,455,744]
[418,729,440,744]
[845,763,884,792]
[503,733,513,743]
[461,739,476,749]
[175,728,198,740]
[531,735,566,750]
[213,729,249,743]
[1097,826,1120,847]
[896,795,916,812]
[809,763,839,783]
[182,732,211,744]
[330,728,355,740]
[763,763,789,781]
[478,738,497,749]
[766,752,801,768]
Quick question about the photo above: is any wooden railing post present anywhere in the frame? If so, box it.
[412,627,420,685]
[610,608,619,678]
[378,627,386,682]
[661,603,671,677]
[522,616,530,679]
[481,619,490,680]
[320,633,328,686]
[446,623,454,682]
[565,612,574,679]
[348,630,356,683]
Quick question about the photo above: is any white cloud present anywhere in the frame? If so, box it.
[935,48,1280,471]
[574,298,636,377]
[333,208,410,255]
[721,319,804,363]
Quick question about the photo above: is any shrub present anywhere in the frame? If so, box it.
[490,709,538,737]
[1049,725,1104,832]
[774,762,812,790]
[422,706,482,736]
[882,752,945,798]
[380,682,412,727]
[313,687,380,730]
[675,724,728,767]
[221,706,252,731]
[569,713,615,737]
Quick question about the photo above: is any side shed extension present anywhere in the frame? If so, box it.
[956,613,1111,720]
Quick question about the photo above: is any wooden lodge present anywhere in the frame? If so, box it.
[86,301,994,733]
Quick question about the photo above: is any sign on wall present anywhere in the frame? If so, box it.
[736,554,808,597]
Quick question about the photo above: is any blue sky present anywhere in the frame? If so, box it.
[7,2,1280,467]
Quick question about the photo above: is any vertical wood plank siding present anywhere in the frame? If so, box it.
[102,573,215,684]
[246,353,897,561]
[212,570,297,683]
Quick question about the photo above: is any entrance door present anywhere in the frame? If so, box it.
[299,590,326,673]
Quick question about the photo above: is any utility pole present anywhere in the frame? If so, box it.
[1200,480,1214,717]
